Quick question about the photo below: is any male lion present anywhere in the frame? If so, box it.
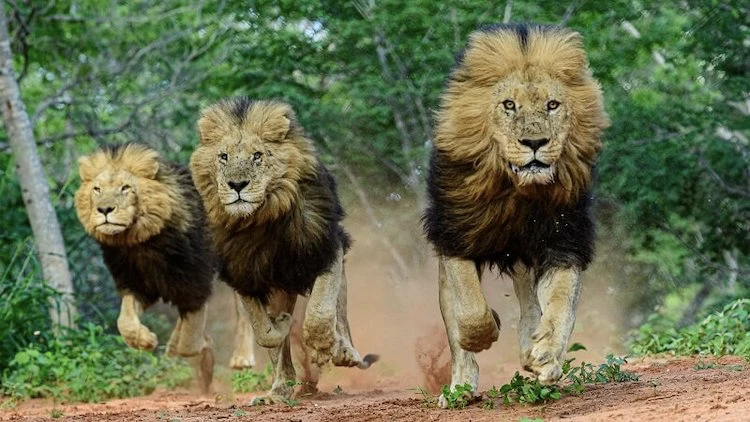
[74,143,258,392]
[190,98,377,403]
[423,24,610,406]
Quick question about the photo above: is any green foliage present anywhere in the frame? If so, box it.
[494,354,638,407]
[439,382,473,409]
[2,323,191,403]
[630,298,750,357]
[231,365,273,393]
[0,246,58,374]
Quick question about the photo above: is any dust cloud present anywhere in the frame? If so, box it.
[204,198,631,396]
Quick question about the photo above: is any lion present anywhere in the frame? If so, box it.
[422,23,610,407]
[74,143,259,393]
[190,98,377,403]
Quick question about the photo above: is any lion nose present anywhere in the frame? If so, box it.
[227,180,250,193]
[97,206,115,216]
[520,138,550,152]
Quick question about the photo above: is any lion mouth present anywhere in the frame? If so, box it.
[95,222,127,234]
[510,160,551,174]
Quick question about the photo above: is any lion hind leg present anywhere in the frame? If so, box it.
[251,292,297,405]
[117,292,158,351]
[331,266,379,369]
[239,293,292,349]
[437,256,481,409]
[302,248,343,367]
[528,266,581,385]
[230,291,257,369]
[512,264,541,371]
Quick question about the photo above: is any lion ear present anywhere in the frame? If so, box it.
[262,103,295,141]
[78,156,99,182]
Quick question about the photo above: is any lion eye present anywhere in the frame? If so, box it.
[219,153,228,162]
[93,186,101,194]
[253,151,262,160]
[502,100,516,111]
[121,185,131,193]
[547,100,560,111]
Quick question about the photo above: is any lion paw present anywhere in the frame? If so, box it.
[255,312,292,348]
[229,354,256,369]
[457,308,500,352]
[303,313,336,367]
[527,331,564,385]
[120,325,158,351]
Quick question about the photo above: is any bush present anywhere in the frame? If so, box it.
[0,246,57,374]
[2,323,192,403]
[630,298,750,357]
[231,364,273,393]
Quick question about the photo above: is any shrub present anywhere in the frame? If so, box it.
[2,323,192,403]
[629,298,750,357]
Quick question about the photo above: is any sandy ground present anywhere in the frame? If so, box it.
[2,355,748,421]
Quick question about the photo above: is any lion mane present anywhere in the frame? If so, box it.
[190,98,350,302]
[423,23,610,273]
[75,143,214,315]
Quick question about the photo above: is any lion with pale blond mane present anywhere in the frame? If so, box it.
[190,98,377,404]
[74,143,259,393]
[423,23,610,407]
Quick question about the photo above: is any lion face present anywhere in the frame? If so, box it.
[210,132,284,217]
[83,169,140,235]
[494,71,571,186]
[192,99,317,225]
[75,144,178,246]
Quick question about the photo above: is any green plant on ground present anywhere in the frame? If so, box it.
[439,383,473,409]
[629,298,750,357]
[231,364,273,393]
[433,345,640,409]
[1,323,192,403]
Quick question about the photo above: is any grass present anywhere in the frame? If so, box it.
[629,298,750,357]
[2,323,192,403]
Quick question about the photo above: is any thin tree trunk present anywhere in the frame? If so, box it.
[339,163,410,282]
[0,2,77,329]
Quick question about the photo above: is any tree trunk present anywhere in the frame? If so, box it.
[0,2,77,329]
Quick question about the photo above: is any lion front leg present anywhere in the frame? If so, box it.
[512,264,541,371]
[330,266,379,369]
[230,291,257,369]
[117,292,158,351]
[251,291,297,405]
[527,266,581,385]
[437,255,493,408]
[302,248,343,367]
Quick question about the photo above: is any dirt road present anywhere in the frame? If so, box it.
[3,355,748,422]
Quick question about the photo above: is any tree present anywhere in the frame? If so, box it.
[0,1,76,328]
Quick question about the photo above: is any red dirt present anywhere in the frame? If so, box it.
[3,355,749,421]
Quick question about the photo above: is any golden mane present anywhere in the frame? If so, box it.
[190,99,318,230]
[75,144,190,246]
[434,25,609,206]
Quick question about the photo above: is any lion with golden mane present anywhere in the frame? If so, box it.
[75,143,259,392]
[190,98,377,403]
[423,24,609,406]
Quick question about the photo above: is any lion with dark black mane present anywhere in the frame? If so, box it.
[74,143,259,393]
[423,23,609,407]
[190,98,377,403]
